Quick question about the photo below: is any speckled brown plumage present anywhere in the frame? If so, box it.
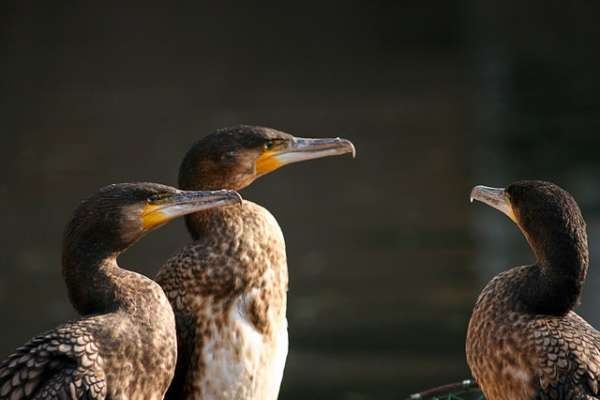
[156,125,355,400]
[467,181,600,400]
[0,183,240,400]
[157,202,288,399]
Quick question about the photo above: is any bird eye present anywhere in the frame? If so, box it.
[223,151,236,160]
[147,193,168,204]
[264,140,274,150]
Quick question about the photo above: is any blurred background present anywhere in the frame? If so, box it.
[2,2,600,399]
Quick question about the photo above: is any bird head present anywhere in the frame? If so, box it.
[470,180,587,266]
[178,125,356,191]
[63,182,242,257]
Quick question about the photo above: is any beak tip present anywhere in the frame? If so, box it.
[233,191,243,205]
[469,185,483,204]
[221,189,243,205]
[342,139,357,158]
[468,185,515,222]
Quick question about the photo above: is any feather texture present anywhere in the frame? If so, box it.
[0,319,106,400]
[158,201,288,400]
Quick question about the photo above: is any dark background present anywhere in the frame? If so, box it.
[2,2,600,399]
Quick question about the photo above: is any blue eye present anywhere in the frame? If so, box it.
[264,141,274,150]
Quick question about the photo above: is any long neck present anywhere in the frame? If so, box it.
[185,206,239,240]
[518,227,589,315]
[62,240,124,316]
[180,173,247,240]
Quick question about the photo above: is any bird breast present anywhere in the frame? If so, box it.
[191,290,288,400]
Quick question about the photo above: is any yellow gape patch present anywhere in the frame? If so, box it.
[141,204,168,230]
[505,196,519,224]
[507,206,518,224]
[255,151,282,175]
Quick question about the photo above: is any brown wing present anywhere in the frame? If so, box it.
[533,312,600,400]
[0,321,106,400]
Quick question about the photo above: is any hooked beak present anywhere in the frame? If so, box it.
[256,136,356,176]
[470,185,517,223]
[142,189,242,229]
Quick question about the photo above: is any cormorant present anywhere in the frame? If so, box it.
[467,180,600,400]
[0,183,241,400]
[156,125,355,399]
